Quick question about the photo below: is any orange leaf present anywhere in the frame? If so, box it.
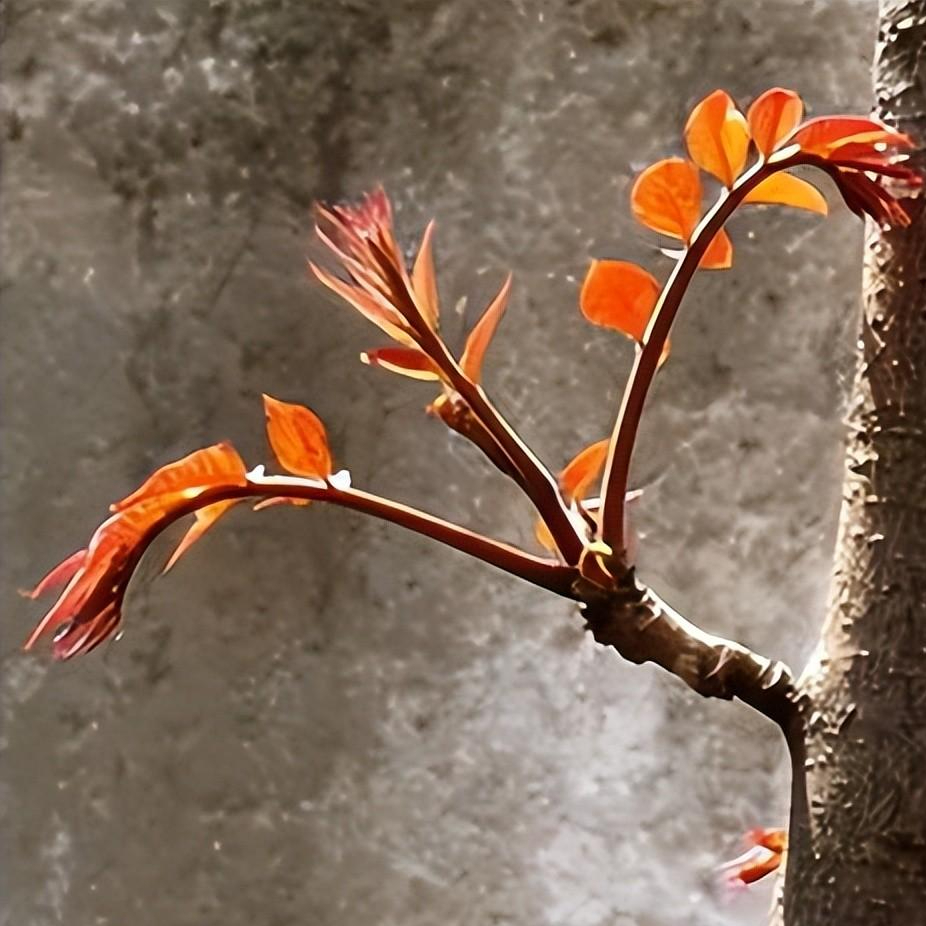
[163,500,240,573]
[724,847,783,886]
[580,260,660,343]
[631,158,702,241]
[54,601,121,661]
[360,347,442,381]
[112,442,247,512]
[685,90,750,188]
[699,228,733,270]
[790,116,912,156]
[263,394,333,478]
[560,439,610,503]
[747,828,787,854]
[460,273,512,383]
[747,88,803,156]
[23,518,133,654]
[253,496,312,511]
[823,140,920,174]
[534,517,557,553]
[743,173,827,214]
[535,438,611,554]
[719,828,787,887]
[22,550,87,599]
[309,261,416,347]
[411,220,440,330]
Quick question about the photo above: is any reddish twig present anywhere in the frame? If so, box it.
[416,325,586,565]
[173,474,580,597]
[599,154,805,556]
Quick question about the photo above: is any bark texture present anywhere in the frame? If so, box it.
[581,573,797,725]
[782,3,926,923]
[2,1,874,923]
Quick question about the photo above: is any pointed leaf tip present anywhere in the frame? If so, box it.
[22,550,87,600]
[699,228,733,270]
[263,394,333,478]
[163,500,241,573]
[747,88,804,156]
[411,220,440,330]
[560,439,611,503]
[461,273,512,383]
[744,172,828,215]
[790,116,914,156]
[685,90,750,188]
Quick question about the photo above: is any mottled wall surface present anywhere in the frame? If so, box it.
[1,2,873,924]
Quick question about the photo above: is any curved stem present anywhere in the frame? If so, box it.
[170,474,580,598]
[599,156,796,554]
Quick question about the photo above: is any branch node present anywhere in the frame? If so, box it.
[577,569,797,726]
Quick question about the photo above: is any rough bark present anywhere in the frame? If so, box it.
[580,572,798,726]
[781,3,926,923]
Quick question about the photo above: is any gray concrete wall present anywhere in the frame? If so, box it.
[1,2,874,924]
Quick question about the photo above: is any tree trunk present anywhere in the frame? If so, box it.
[780,3,926,923]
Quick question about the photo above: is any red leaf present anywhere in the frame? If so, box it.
[830,167,912,227]
[309,261,415,347]
[685,90,750,188]
[719,828,787,887]
[535,439,610,553]
[699,228,733,270]
[163,500,241,573]
[53,601,121,660]
[24,518,131,655]
[631,158,702,241]
[726,849,782,885]
[826,141,921,178]
[460,273,512,383]
[411,219,440,330]
[24,445,252,659]
[747,827,787,854]
[360,346,442,381]
[560,439,610,502]
[22,550,86,599]
[790,116,912,156]
[580,260,660,343]
[263,394,333,478]
[112,442,247,512]
[313,189,439,341]
[747,88,803,156]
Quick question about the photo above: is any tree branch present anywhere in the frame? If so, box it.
[179,473,581,598]
[599,157,796,556]
[578,570,797,726]
[417,325,586,564]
